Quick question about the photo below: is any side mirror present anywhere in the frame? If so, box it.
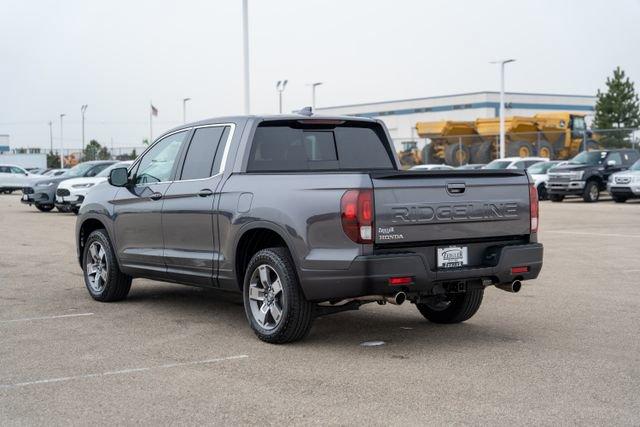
[108,167,129,187]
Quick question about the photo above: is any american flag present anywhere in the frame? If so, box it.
[151,104,158,117]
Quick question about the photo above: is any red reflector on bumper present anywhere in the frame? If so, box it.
[388,276,413,286]
[511,266,529,274]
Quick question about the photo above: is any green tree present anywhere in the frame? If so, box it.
[593,67,640,148]
[84,139,102,161]
[46,151,59,168]
[98,146,111,160]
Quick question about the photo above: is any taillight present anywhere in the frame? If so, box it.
[341,189,374,244]
[529,185,539,233]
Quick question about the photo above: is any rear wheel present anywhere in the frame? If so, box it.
[444,143,470,166]
[537,140,554,159]
[243,247,314,344]
[507,141,534,158]
[582,180,600,203]
[470,141,493,164]
[612,194,628,203]
[549,194,564,202]
[416,289,484,324]
[83,229,132,302]
[35,204,54,212]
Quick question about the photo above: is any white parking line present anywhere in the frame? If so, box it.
[544,230,640,238]
[0,313,94,323]
[0,354,249,390]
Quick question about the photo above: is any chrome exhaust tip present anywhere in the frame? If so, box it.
[386,292,406,305]
[496,280,522,293]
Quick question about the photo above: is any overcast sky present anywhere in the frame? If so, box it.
[1,0,640,150]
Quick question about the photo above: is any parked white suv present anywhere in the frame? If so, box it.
[483,157,549,170]
[55,161,133,213]
[607,159,640,203]
[0,164,44,194]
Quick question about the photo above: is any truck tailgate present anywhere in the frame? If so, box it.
[370,170,531,244]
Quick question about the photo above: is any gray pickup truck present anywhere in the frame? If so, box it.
[76,113,543,343]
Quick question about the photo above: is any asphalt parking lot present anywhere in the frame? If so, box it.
[1,194,639,425]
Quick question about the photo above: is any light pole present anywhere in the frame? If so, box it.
[48,121,53,154]
[182,97,191,123]
[242,0,250,114]
[276,80,288,113]
[81,104,88,161]
[490,59,515,159]
[59,114,66,168]
[307,82,323,110]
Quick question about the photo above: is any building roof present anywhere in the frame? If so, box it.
[316,91,596,111]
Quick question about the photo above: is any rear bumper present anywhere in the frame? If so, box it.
[300,243,543,302]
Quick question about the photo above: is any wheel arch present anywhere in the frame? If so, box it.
[233,221,301,293]
[77,215,113,267]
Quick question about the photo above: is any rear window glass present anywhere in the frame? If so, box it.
[247,122,393,172]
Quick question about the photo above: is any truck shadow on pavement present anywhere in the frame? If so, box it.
[122,283,528,350]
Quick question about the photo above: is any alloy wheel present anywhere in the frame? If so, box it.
[248,264,285,330]
[86,242,108,293]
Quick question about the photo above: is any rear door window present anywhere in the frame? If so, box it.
[247,122,393,172]
[180,126,227,180]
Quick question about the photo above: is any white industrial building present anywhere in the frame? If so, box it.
[317,91,596,148]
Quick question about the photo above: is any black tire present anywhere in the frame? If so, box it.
[444,144,470,166]
[507,141,534,158]
[612,194,628,203]
[582,180,600,203]
[549,194,564,202]
[72,207,80,215]
[82,229,132,302]
[422,144,440,165]
[243,247,314,344]
[537,140,554,159]
[537,183,548,201]
[35,204,54,212]
[470,141,492,164]
[416,289,484,324]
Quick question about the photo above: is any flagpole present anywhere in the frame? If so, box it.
[149,102,153,143]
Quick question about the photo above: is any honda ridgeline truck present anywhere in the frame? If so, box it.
[76,113,543,343]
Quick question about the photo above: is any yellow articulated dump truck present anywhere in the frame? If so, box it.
[415,112,598,166]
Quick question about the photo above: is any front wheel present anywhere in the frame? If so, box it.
[82,229,132,302]
[549,194,564,202]
[583,181,600,203]
[612,194,628,203]
[537,183,548,201]
[243,247,314,344]
[416,289,484,324]
[36,204,54,212]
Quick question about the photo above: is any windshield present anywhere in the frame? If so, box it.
[631,160,640,171]
[97,162,131,178]
[67,162,98,177]
[569,151,606,166]
[528,162,557,174]
[484,160,512,169]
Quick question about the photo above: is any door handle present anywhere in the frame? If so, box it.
[198,189,214,198]
[446,182,466,195]
[150,192,163,201]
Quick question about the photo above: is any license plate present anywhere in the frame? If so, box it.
[437,246,468,269]
[22,194,29,201]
